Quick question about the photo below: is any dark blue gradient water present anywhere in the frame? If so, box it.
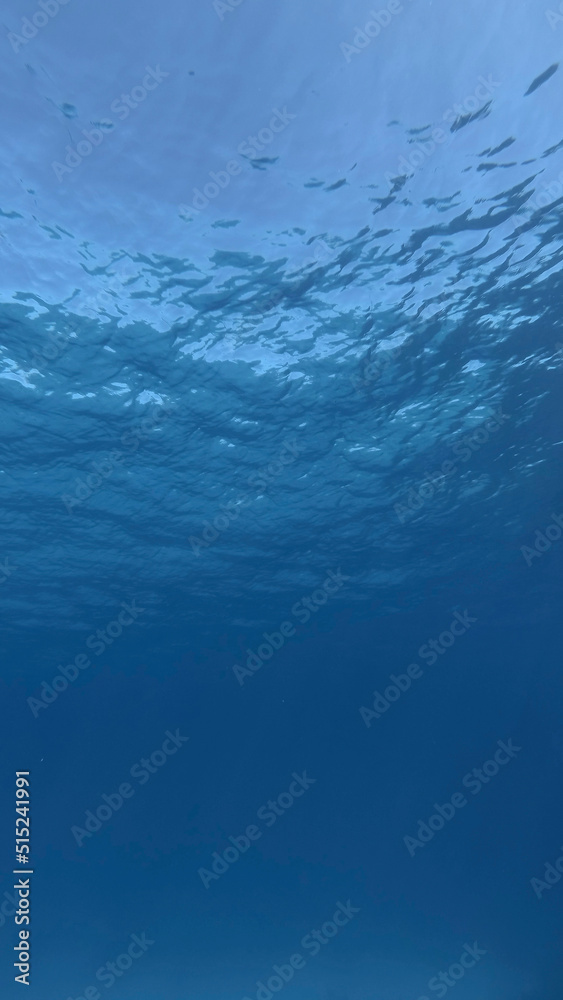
[1,1,562,997]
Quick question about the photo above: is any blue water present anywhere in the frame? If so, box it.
[1,0,563,997]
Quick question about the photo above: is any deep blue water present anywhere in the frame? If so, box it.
[1,1,563,997]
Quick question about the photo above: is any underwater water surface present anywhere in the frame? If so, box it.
[1,0,563,997]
